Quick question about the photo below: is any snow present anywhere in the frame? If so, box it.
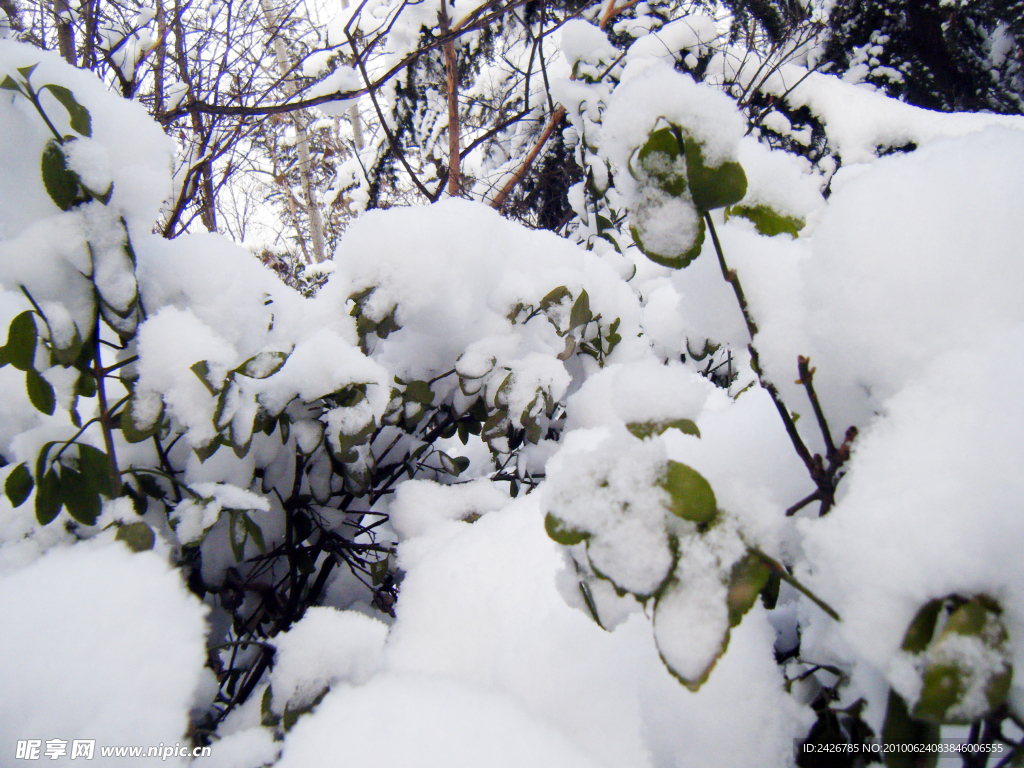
[388,477,509,540]
[763,66,1024,164]
[2,15,1024,768]
[625,13,720,64]
[543,427,677,597]
[602,62,747,171]
[563,358,713,431]
[753,127,1024,433]
[381,493,809,768]
[0,543,207,765]
[304,66,361,100]
[801,329,1024,711]
[560,20,616,68]
[268,607,388,712]
[276,672,603,768]
[204,728,280,768]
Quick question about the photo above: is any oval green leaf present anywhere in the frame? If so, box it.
[635,127,688,197]
[115,521,156,552]
[544,512,590,546]
[684,138,747,213]
[4,311,37,371]
[41,84,92,137]
[900,599,943,653]
[725,204,803,237]
[5,463,34,508]
[726,550,771,627]
[41,139,86,211]
[35,469,63,525]
[404,380,434,406]
[659,460,717,524]
[60,466,101,525]
[631,216,705,269]
[627,419,700,440]
[26,367,56,415]
[78,443,116,498]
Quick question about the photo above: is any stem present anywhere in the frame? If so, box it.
[704,213,816,476]
[797,356,836,458]
[51,418,103,463]
[26,90,65,144]
[124,466,200,499]
[99,355,139,377]
[93,331,123,496]
[752,548,840,622]
[705,213,757,339]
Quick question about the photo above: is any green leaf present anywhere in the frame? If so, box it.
[190,360,222,395]
[282,688,329,732]
[538,285,571,312]
[436,451,460,476]
[404,380,434,406]
[78,443,116,497]
[236,351,287,379]
[51,323,83,367]
[4,311,37,371]
[60,466,101,525]
[544,511,589,546]
[726,550,771,627]
[41,139,85,211]
[653,578,730,692]
[40,84,92,137]
[631,216,705,269]
[369,555,390,585]
[136,473,166,501]
[123,483,148,515]
[635,127,688,197]
[626,419,700,440]
[684,138,747,213]
[557,334,576,361]
[26,367,56,415]
[16,64,38,81]
[659,460,717,525]
[569,289,592,331]
[900,599,943,653]
[0,75,24,93]
[34,441,57,483]
[260,685,280,728]
[910,596,1013,724]
[242,513,266,552]
[880,689,939,768]
[120,397,162,443]
[5,463,34,507]
[35,469,62,524]
[115,521,155,552]
[725,204,803,237]
[194,436,224,463]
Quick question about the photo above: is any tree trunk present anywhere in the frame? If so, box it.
[440,0,460,197]
[53,0,76,66]
[261,0,325,264]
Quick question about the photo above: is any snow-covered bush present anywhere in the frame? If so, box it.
[4,11,1024,767]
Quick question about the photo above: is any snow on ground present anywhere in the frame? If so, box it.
[0,543,208,766]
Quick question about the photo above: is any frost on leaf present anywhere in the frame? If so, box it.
[544,426,769,690]
[894,595,1013,725]
[627,123,746,269]
[652,521,751,690]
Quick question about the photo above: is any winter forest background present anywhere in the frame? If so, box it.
[1,0,1024,765]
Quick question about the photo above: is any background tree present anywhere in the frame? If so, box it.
[822,0,1024,114]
